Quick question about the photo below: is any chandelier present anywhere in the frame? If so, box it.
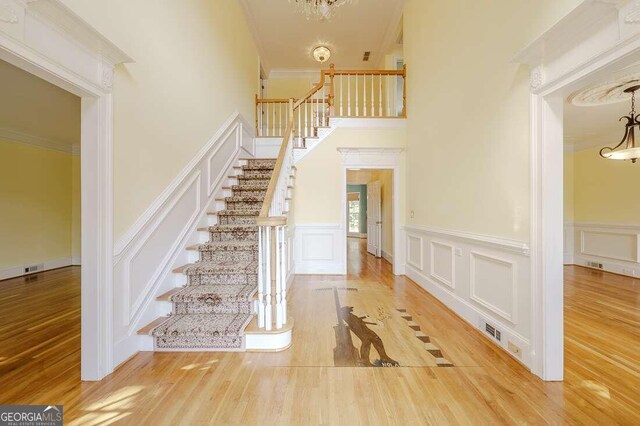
[600,85,640,163]
[312,46,331,63]
[289,0,356,20]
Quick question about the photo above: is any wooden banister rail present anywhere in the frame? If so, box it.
[253,63,407,332]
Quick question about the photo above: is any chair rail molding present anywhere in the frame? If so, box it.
[0,0,133,381]
[515,0,640,381]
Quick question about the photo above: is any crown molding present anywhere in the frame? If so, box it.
[0,126,78,154]
[376,0,405,68]
[25,0,132,66]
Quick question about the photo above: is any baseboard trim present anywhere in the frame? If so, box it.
[0,257,75,281]
[404,263,531,369]
[382,250,393,264]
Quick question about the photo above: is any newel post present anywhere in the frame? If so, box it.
[329,63,336,116]
[402,64,407,118]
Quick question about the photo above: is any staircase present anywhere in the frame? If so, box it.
[142,159,277,351]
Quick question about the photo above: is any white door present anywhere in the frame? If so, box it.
[367,181,382,257]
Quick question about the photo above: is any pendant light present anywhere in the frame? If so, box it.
[600,85,640,163]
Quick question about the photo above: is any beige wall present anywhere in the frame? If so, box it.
[564,152,574,222]
[404,0,582,240]
[59,0,259,240]
[568,147,640,224]
[294,127,405,230]
[71,155,81,261]
[0,139,80,270]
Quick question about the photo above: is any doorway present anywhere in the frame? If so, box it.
[345,169,394,265]
[0,57,83,387]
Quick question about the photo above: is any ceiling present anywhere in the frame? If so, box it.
[239,0,404,74]
[564,100,630,151]
[0,59,80,152]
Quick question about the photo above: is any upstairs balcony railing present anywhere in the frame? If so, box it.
[254,64,407,332]
[255,64,407,144]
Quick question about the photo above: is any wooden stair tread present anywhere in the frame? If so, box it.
[173,264,193,274]
[157,288,183,301]
[137,317,168,335]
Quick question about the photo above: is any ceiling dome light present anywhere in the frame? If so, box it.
[312,46,331,63]
[600,85,640,163]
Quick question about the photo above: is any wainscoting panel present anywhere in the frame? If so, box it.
[402,225,531,368]
[295,224,345,274]
[469,251,517,324]
[430,241,455,289]
[112,112,255,367]
[565,222,640,277]
[407,234,423,270]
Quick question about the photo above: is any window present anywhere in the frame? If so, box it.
[349,199,360,233]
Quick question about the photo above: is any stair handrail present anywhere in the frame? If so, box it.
[257,65,333,225]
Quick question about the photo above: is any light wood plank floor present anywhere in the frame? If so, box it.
[0,243,638,425]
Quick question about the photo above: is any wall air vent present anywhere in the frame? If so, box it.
[24,264,44,274]
[480,318,502,342]
[362,51,371,62]
[586,261,603,269]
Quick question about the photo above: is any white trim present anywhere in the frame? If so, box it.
[110,114,255,363]
[429,240,455,290]
[375,0,406,69]
[0,257,75,281]
[406,234,423,270]
[469,251,518,324]
[0,0,132,381]
[405,262,531,368]
[382,250,393,264]
[0,126,77,154]
[294,224,344,274]
[113,112,254,257]
[516,0,640,381]
[338,147,403,275]
[402,224,530,256]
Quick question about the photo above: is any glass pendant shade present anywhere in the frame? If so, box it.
[600,85,640,163]
[312,46,331,63]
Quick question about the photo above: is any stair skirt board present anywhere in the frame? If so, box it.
[148,158,278,352]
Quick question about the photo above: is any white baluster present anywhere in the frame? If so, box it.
[348,75,351,116]
[275,226,283,329]
[279,103,282,136]
[272,102,276,136]
[371,73,375,117]
[281,226,287,325]
[258,226,265,328]
[304,99,308,138]
[266,103,270,137]
[387,75,391,117]
[379,75,383,117]
[265,226,272,330]
[363,74,367,117]
[340,75,344,117]
[355,74,359,117]
[297,106,301,145]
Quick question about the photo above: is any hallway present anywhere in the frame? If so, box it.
[0,242,638,424]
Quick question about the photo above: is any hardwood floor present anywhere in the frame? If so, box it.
[0,248,638,424]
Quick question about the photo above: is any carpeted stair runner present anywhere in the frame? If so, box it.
[151,158,276,350]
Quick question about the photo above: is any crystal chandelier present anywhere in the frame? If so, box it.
[289,0,356,20]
